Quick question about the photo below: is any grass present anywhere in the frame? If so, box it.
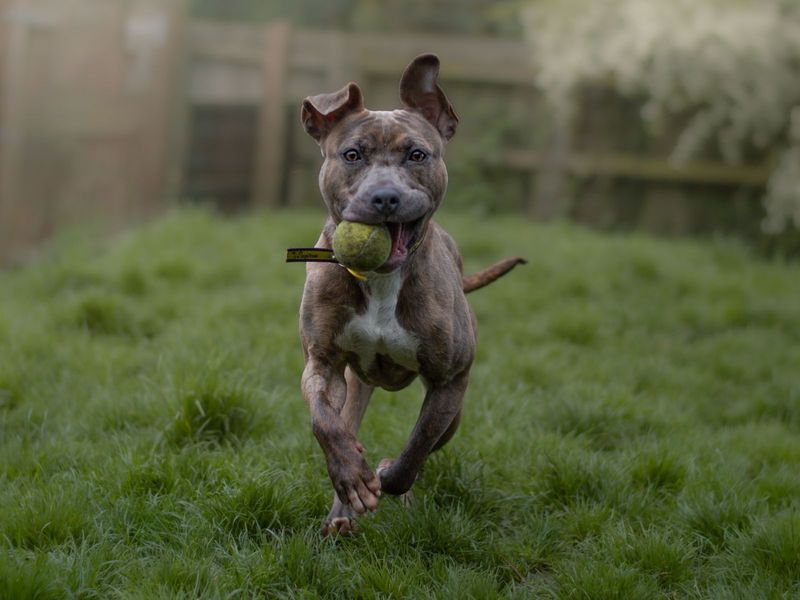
[1,207,799,598]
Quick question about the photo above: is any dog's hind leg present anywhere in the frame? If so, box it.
[322,367,375,535]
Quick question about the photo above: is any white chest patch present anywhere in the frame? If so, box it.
[336,271,419,372]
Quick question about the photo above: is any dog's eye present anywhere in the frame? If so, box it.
[342,149,361,162]
[409,149,428,163]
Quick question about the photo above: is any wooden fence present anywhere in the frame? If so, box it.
[179,20,547,210]
[179,19,768,229]
[0,7,771,262]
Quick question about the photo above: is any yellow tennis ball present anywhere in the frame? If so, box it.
[332,221,392,272]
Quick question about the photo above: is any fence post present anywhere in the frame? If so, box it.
[163,0,191,208]
[252,20,290,208]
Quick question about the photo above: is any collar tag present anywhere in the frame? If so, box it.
[344,267,368,281]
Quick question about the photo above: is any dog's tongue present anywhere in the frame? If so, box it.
[388,223,407,260]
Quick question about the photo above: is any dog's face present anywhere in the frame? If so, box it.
[301,54,458,271]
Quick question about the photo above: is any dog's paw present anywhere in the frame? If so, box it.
[322,492,363,536]
[376,457,398,490]
[377,457,419,496]
[328,453,381,515]
[377,457,396,473]
[322,516,357,536]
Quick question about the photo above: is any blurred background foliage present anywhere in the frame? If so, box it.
[524,0,800,237]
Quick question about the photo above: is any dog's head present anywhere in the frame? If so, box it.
[301,54,458,271]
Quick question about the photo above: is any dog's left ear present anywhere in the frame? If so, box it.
[399,54,459,141]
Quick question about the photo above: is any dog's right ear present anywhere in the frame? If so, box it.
[301,82,364,143]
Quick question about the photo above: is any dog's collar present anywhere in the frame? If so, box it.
[285,227,426,282]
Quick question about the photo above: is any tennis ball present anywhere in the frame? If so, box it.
[332,221,392,272]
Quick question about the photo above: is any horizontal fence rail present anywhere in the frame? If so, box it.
[501,150,771,187]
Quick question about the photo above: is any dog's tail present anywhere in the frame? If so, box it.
[463,257,527,294]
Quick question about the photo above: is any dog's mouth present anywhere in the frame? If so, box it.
[381,218,425,271]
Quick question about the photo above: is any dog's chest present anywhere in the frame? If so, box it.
[335,272,419,372]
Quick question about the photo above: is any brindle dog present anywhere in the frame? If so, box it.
[299,54,525,535]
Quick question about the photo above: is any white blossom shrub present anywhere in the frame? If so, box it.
[523,0,800,233]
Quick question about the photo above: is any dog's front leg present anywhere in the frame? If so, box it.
[377,370,468,495]
[302,357,381,515]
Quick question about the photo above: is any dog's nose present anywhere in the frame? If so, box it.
[370,188,400,215]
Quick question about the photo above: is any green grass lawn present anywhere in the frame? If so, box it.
[1,209,799,598]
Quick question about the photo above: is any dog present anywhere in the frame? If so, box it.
[298,54,525,535]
